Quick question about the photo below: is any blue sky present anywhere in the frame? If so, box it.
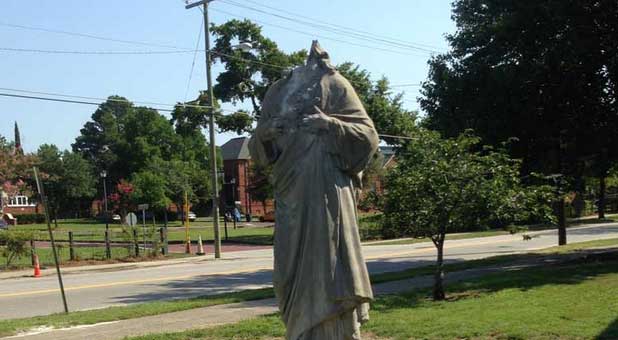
[1,0,455,153]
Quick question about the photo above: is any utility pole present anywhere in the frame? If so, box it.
[186,0,221,259]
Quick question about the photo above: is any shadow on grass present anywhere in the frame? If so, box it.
[372,250,618,313]
[598,317,618,340]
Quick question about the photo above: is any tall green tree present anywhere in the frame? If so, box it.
[74,97,215,215]
[384,129,554,300]
[247,162,273,214]
[211,19,307,119]
[419,0,618,244]
[337,63,417,144]
[36,144,96,220]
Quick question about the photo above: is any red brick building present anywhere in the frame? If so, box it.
[220,137,274,217]
[2,195,42,215]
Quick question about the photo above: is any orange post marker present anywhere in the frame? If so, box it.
[33,254,41,278]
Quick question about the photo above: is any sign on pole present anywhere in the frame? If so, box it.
[126,213,138,227]
[137,204,149,211]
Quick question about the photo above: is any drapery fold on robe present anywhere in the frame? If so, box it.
[250,65,378,340]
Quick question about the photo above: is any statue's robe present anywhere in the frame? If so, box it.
[249,65,379,340]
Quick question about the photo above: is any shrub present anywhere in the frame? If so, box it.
[0,230,34,268]
[16,213,46,224]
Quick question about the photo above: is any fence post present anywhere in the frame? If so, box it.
[133,228,139,257]
[160,227,168,255]
[105,230,111,259]
[69,231,75,261]
[30,239,36,266]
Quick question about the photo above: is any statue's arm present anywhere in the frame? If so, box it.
[248,84,282,166]
[322,74,379,174]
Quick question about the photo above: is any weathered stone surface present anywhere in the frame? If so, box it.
[249,40,379,340]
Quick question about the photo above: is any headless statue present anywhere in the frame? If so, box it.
[249,41,379,340]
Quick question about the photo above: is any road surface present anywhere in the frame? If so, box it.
[0,223,617,320]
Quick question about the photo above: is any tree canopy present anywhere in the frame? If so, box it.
[36,144,96,219]
[420,0,618,177]
[73,97,215,214]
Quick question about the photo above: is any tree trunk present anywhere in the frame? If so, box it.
[598,175,606,219]
[432,236,446,301]
[557,198,567,245]
[53,206,59,229]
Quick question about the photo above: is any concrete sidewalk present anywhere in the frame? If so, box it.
[6,250,609,340]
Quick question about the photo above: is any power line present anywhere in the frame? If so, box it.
[236,0,444,52]
[0,87,213,110]
[391,83,423,88]
[218,0,440,55]
[1,91,417,141]
[211,51,424,97]
[211,8,429,57]
[184,19,205,102]
[0,47,196,55]
[0,92,183,112]
[378,133,417,141]
[0,21,187,50]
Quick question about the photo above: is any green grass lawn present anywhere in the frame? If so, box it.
[367,229,512,246]
[166,226,274,244]
[127,252,618,340]
[0,288,274,338]
[8,218,275,245]
[1,238,616,338]
[368,214,618,247]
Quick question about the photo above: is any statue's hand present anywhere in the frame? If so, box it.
[258,117,284,141]
[300,106,333,133]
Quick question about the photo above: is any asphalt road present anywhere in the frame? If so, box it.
[1,223,617,320]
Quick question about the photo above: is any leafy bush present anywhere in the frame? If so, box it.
[16,214,46,224]
[0,230,34,268]
[358,214,384,241]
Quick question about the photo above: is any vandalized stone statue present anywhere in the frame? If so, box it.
[249,41,379,340]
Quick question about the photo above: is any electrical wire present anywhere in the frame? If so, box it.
[391,83,423,88]
[1,91,417,141]
[218,0,440,55]
[0,92,176,112]
[184,19,205,102]
[211,8,429,57]
[0,21,188,50]
[0,87,212,110]
[0,47,196,55]
[235,0,444,52]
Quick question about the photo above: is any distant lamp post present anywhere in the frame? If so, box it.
[230,178,237,230]
[231,42,254,53]
[100,170,109,232]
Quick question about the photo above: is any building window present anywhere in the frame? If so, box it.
[7,195,35,207]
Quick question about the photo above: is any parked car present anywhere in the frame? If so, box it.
[112,214,121,222]
[178,212,197,222]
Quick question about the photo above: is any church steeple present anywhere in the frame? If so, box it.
[14,121,22,154]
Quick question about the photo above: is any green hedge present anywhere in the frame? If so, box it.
[15,214,46,224]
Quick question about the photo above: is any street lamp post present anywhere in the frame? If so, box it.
[230,178,237,230]
[101,170,111,259]
[100,171,109,232]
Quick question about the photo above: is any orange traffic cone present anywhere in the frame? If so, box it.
[33,254,41,278]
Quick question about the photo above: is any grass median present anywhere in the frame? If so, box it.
[128,250,618,340]
[0,238,616,338]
